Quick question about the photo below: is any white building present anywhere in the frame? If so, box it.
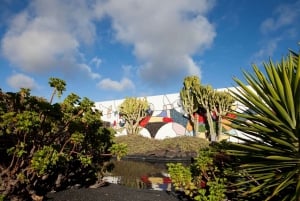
[94,86,249,142]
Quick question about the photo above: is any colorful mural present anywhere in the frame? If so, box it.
[95,93,189,139]
[95,89,244,141]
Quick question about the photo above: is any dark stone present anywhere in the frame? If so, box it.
[46,183,180,201]
[164,149,178,158]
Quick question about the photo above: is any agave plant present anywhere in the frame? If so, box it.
[226,49,300,201]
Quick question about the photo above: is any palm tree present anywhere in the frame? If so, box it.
[48,77,66,104]
[226,49,300,200]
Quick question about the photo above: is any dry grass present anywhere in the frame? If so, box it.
[113,135,209,155]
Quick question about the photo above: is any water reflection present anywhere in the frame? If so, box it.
[103,160,173,190]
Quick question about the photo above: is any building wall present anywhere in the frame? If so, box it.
[94,87,247,141]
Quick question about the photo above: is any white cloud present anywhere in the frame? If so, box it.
[255,1,300,61]
[1,0,100,79]
[252,38,282,63]
[6,73,38,89]
[97,77,135,91]
[78,64,101,79]
[97,0,216,85]
[260,1,300,34]
[2,29,78,73]
[2,0,216,89]
[90,57,102,69]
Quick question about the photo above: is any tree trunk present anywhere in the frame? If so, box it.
[125,119,142,135]
[49,89,56,104]
[133,122,141,135]
[193,113,199,137]
[126,125,132,135]
[217,115,223,141]
[206,112,216,141]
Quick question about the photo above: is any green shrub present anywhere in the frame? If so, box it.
[114,135,209,155]
[109,143,128,161]
[0,79,114,200]
[167,146,228,201]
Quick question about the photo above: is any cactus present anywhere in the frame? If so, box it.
[180,76,200,136]
[180,76,235,141]
[119,97,149,135]
[193,85,216,141]
[211,91,235,139]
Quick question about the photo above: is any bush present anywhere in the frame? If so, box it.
[109,143,128,161]
[167,145,230,201]
[114,135,209,155]
[0,81,114,200]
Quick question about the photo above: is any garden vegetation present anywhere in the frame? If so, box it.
[1,46,299,201]
[0,78,115,200]
[166,48,300,200]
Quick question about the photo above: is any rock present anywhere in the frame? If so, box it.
[164,149,178,158]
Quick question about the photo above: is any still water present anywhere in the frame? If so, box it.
[103,160,188,191]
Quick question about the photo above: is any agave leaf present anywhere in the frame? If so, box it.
[246,182,268,195]
[268,136,297,151]
[265,155,295,161]
[272,171,296,196]
[228,49,299,201]
[271,63,285,102]
[264,63,275,84]
[296,179,300,201]
[229,143,262,152]
[282,67,296,123]
[267,97,296,129]
[293,53,300,93]
[247,122,275,133]
[244,165,292,173]
[250,144,285,153]
[244,71,267,99]
[231,86,280,121]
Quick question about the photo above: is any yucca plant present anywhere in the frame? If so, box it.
[226,49,300,201]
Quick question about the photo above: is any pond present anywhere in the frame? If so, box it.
[103,159,190,191]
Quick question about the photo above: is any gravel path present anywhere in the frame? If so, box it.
[45,184,184,201]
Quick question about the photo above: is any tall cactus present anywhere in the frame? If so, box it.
[119,97,149,135]
[180,76,200,136]
[180,76,234,141]
[211,91,235,139]
[193,85,216,141]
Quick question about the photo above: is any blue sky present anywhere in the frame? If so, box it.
[0,0,300,102]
